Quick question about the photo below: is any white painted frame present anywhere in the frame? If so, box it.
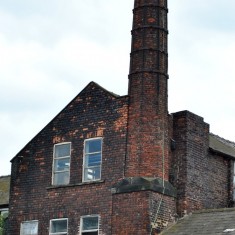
[82,138,103,182]
[0,208,9,217]
[52,142,71,186]
[49,218,68,235]
[20,220,38,235]
[80,215,100,235]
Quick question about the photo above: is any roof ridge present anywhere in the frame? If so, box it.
[88,81,121,98]
[0,175,10,179]
[193,207,235,214]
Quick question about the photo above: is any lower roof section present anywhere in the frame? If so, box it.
[161,208,235,235]
[209,133,235,158]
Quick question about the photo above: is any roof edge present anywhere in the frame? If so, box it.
[193,207,235,214]
[209,133,235,159]
[11,81,126,162]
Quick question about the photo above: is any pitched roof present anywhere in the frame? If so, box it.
[86,81,120,98]
[11,81,127,162]
[0,175,10,206]
[161,208,235,235]
[209,133,235,158]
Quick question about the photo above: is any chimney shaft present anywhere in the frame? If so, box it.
[126,0,169,179]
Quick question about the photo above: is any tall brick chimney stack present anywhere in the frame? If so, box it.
[112,3,175,233]
[126,0,169,179]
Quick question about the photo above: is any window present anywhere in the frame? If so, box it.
[0,208,8,218]
[83,138,102,182]
[52,143,71,185]
[50,218,68,235]
[81,216,99,235]
[20,220,38,235]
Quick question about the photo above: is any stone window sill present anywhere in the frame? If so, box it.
[46,180,105,190]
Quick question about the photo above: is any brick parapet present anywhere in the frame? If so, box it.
[171,110,230,216]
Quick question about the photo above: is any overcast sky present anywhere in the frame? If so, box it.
[1,0,235,176]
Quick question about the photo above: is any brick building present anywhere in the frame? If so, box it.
[8,0,235,234]
[0,175,10,217]
[0,175,10,235]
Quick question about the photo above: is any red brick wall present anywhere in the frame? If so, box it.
[126,0,169,179]
[8,83,129,234]
[112,192,150,235]
[8,82,176,234]
[171,111,230,216]
[112,191,176,235]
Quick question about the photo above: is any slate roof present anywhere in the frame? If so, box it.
[0,175,10,206]
[209,133,235,158]
[161,208,235,235]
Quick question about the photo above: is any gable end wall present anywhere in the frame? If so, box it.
[8,83,129,234]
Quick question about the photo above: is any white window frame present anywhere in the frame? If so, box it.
[83,138,102,182]
[52,142,71,185]
[20,220,38,235]
[49,218,68,235]
[80,215,99,235]
[0,208,9,217]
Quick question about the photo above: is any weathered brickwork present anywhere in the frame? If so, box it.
[149,192,176,234]
[7,0,235,234]
[126,0,169,179]
[171,111,231,216]
[228,160,235,206]
[126,73,169,179]
[8,82,129,234]
[112,191,176,235]
[112,192,150,235]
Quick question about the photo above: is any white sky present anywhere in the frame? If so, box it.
[1,0,235,176]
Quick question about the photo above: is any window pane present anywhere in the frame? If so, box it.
[54,158,70,171]
[85,153,101,167]
[84,167,101,181]
[53,143,71,185]
[85,139,101,153]
[82,217,98,231]
[55,144,70,158]
[51,220,67,233]
[54,172,70,185]
[21,221,38,235]
[0,209,9,218]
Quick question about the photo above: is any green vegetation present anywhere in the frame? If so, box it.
[0,214,7,235]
